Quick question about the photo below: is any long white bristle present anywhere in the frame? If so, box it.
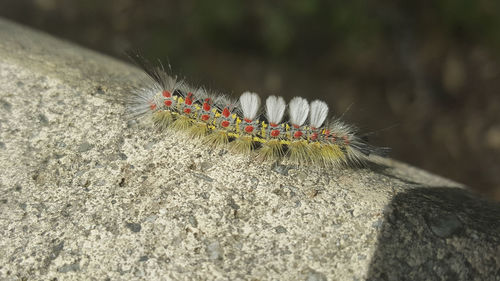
[265,96,286,124]
[288,97,309,126]
[309,100,329,128]
[239,92,261,120]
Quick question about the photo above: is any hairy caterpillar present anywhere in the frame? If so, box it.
[127,54,388,168]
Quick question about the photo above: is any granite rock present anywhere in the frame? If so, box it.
[0,18,499,281]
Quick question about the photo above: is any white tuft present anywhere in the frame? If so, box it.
[239,92,261,120]
[288,97,309,126]
[309,100,329,128]
[265,96,286,124]
[128,81,164,119]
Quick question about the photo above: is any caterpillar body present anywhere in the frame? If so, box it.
[128,54,388,168]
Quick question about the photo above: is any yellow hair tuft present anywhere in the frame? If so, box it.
[188,122,209,138]
[152,111,173,129]
[204,130,229,148]
[230,135,253,154]
[287,140,311,165]
[257,139,285,161]
[171,115,193,130]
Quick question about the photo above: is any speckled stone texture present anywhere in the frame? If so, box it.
[0,18,499,281]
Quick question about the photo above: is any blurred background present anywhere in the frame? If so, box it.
[1,0,499,200]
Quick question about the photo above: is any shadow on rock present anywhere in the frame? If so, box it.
[367,187,500,280]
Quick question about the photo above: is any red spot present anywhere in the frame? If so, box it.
[221,120,230,127]
[294,131,303,138]
[270,123,278,127]
[331,133,337,141]
[150,104,157,110]
[222,107,230,118]
[324,130,331,140]
[185,92,193,105]
[245,125,254,133]
[343,135,350,144]
[184,108,192,114]
[164,100,172,107]
[293,124,300,129]
[244,118,252,123]
[311,133,318,140]
[162,90,171,98]
[203,103,211,111]
[271,130,280,137]
[201,114,210,121]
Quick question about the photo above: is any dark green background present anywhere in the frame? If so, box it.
[2,0,499,199]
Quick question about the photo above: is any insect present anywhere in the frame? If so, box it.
[127,53,388,168]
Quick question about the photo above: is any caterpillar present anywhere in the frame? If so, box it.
[127,54,388,168]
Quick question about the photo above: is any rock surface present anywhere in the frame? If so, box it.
[0,18,499,280]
